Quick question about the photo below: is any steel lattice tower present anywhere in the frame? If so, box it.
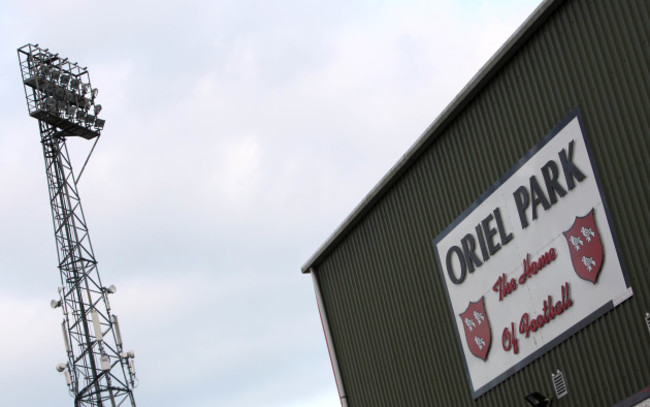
[18,44,137,407]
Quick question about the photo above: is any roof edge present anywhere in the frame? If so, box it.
[302,0,562,274]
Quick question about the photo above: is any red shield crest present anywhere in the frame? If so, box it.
[563,208,603,283]
[459,296,491,361]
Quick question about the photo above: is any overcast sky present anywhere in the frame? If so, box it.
[0,0,541,405]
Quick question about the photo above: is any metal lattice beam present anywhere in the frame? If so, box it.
[18,43,136,407]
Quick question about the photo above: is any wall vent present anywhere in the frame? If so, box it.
[552,370,568,399]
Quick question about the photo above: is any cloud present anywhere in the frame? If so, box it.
[0,0,542,405]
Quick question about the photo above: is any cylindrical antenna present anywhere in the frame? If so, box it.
[91,311,103,341]
[113,315,123,346]
[61,321,71,353]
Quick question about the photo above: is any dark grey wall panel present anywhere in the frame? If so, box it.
[310,0,650,405]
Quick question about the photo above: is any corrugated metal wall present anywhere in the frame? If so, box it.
[312,0,650,405]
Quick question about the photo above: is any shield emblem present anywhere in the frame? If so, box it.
[563,208,604,283]
[459,296,491,361]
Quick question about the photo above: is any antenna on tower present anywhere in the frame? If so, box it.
[17,43,137,407]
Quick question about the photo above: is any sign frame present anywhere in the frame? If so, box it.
[433,109,631,399]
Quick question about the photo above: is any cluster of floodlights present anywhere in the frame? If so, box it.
[18,44,105,139]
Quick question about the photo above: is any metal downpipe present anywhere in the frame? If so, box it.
[310,268,348,407]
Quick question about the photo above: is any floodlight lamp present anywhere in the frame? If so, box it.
[66,105,76,117]
[46,97,56,110]
[94,104,102,115]
[91,88,98,98]
[70,78,79,90]
[76,98,88,110]
[60,74,70,86]
[50,299,62,309]
[56,363,66,372]
[95,118,106,130]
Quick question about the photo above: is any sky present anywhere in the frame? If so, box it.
[0,0,541,405]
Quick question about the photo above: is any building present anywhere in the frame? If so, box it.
[302,0,650,405]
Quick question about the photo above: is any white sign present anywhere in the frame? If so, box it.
[433,111,631,398]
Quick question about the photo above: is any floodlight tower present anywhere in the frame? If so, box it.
[17,44,137,407]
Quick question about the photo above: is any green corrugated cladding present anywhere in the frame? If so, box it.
[309,0,650,405]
